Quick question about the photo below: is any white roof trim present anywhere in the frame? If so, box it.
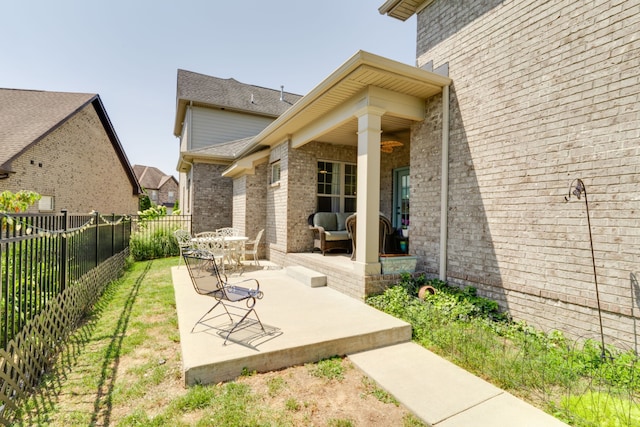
[222,149,270,178]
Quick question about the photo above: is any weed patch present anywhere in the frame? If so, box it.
[367,276,640,426]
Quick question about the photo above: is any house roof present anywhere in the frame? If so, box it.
[133,165,177,190]
[173,69,303,137]
[378,0,432,21]
[182,137,256,163]
[0,88,142,194]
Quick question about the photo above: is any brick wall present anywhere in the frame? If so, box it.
[158,179,178,208]
[414,0,640,348]
[267,143,290,256]
[192,163,232,233]
[233,162,267,258]
[2,104,138,214]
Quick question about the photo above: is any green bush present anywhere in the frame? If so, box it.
[129,227,179,261]
[366,277,640,426]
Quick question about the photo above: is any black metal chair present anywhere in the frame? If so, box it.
[183,250,264,345]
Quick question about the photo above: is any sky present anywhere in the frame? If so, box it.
[1,1,416,179]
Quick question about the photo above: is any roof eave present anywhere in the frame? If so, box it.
[222,149,270,178]
[92,96,143,196]
[244,50,451,149]
[378,0,433,21]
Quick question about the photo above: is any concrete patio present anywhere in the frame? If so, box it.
[172,260,568,426]
[171,261,412,386]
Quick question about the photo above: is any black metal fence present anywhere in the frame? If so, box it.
[0,211,131,349]
[0,211,192,423]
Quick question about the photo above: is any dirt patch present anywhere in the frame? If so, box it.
[236,358,422,426]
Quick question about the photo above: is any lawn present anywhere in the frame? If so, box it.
[16,257,424,427]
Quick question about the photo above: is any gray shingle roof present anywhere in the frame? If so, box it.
[176,69,302,117]
[0,88,96,172]
[0,88,142,195]
[188,136,256,160]
[133,165,176,190]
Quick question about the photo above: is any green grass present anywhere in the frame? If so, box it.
[308,356,346,381]
[366,276,640,427]
[16,257,417,426]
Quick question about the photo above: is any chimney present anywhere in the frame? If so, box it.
[280,85,284,102]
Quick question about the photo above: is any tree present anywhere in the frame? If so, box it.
[0,190,41,213]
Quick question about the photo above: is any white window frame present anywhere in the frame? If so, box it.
[38,195,54,212]
[317,160,356,212]
[270,161,281,185]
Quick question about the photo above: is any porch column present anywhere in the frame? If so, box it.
[353,106,384,276]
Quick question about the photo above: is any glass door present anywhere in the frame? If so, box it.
[393,167,410,232]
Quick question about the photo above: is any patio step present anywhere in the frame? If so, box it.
[286,266,327,288]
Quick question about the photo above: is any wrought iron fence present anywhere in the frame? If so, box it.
[0,211,131,349]
[0,211,132,424]
[0,211,192,423]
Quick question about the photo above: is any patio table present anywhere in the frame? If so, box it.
[191,235,248,270]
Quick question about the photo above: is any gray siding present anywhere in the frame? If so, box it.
[191,107,274,149]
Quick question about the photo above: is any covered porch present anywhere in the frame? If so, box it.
[224,51,451,298]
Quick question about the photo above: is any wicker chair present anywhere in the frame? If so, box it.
[345,213,392,260]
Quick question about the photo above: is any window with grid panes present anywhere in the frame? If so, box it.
[317,161,356,212]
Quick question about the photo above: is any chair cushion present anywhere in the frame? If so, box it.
[313,212,337,230]
[335,212,352,231]
[323,230,350,241]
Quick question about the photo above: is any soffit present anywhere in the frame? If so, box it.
[255,50,451,148]
[378,0,432,21]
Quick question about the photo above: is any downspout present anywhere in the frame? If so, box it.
[439,85,450,281]
[183,103,194,215]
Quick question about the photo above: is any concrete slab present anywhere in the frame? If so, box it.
[172,265,412,386]
[438,392,568,427]
[349,342,568,426]
[286,265,327,287]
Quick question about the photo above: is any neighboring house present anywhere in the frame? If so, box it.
[174,69,302,234]
[176,1,640,349]
[0,88,141,214]
[133,164,178,212]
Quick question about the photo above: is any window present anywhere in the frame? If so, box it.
[317,161,356,212]
[38,195,54,212]
[168,191,175,202]
[149,190,158,202]
[271,161,281,185]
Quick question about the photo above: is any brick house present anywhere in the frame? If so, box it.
[174,69,302,234]
[0,88,142,214]
[176,1,640,349]
[377,0,640,349]
[133,165,178,212]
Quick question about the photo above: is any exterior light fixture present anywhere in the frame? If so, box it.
[380,140,403,153]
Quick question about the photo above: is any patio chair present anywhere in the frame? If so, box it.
[345,213,392,260]
[183,250,264,345]
[243,229,264,266]
[193,231,227,274]
[173,229,193,267]
[216,227,240,237]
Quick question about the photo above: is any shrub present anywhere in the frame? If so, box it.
[129,227,179,261]
[366,280,640,426]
